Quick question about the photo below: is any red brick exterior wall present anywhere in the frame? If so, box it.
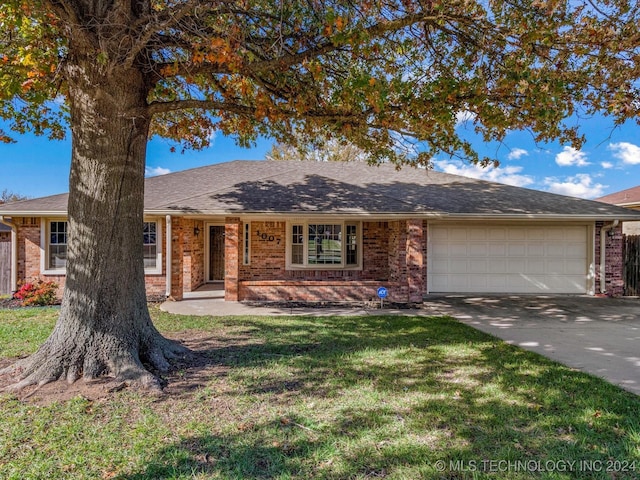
[224,217,241,301]
[234,219,425,303]
[10,216,169,301]
[595,220,624,296]
[10,215,627,302]
[181,219,205,293]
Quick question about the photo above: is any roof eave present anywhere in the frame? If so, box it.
[0,210,67,217]
[144,210,640,221]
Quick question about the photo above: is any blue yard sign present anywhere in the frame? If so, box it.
[377,287,388,299]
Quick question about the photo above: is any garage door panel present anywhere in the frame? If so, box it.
[449,244,468,256]
[507,258,527,271]
[449,230,469,241]
[431,259,449,274]
[469,259,488,273]
[488,244,506,256]
[508,229,527,240]
[546,244,565,256]
[527,244,544,256]
[565,259,587,275]
[563,228,587,241]
[566,243,587,257]
[468,244,487,256]
[508,245,527,256]
[488,259,506,273]
[450,259,469,274]
[526,260,546,274]
[489,228,507,240]
[429,225,588,294]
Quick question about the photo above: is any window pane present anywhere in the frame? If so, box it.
[143,222,157,269]
[243,223,250,265]
[48,221,68,269]
[346,224,358,265]
[143,244,157,268]
[291,225,303,264]
[308,224,342,265]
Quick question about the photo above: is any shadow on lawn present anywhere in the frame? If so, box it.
[123,315,640,479]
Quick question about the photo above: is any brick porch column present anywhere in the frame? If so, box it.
[170,216,184,300]
[406,219,424,303]
[225,217,241,301]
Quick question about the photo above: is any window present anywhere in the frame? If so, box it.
[43,219,161,274]
[243,222,251,265]
[143,222,157,269]
[291,225,304,265]
[48,221,67,269]
[289,221,360,268]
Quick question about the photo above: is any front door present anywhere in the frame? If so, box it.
[208,225,225,281]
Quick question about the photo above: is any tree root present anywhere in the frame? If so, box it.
[1,332,190,394]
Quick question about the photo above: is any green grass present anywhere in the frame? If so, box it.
[1,306,640,479]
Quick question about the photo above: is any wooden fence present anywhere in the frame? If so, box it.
[624,235,640,296]
[0,240,10,295]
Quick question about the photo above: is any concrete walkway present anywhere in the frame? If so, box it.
[161,288,640,395]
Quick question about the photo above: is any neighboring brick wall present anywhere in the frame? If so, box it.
[595,220,624,296]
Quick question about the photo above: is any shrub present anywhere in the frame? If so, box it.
[13,280,59,307]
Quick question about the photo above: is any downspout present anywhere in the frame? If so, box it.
[0,216,18,293]
[600,219,620,294]
[165,215,172,298]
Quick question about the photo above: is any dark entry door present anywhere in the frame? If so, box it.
[208,226,225,281]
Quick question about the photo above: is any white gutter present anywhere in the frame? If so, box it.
[165,215,172,298]
[0,216,18,293]
[600,220,620,294]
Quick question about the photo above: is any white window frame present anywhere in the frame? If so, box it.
[42,218,68,275]
[41,218,163,275]
[286,220,362,270]
[143,219,163,275]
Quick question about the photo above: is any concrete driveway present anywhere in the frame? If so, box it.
[423,295,640,395]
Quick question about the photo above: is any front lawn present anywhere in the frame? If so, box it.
[1,306,639,479]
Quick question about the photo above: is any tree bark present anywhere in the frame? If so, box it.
[2,51,187,392]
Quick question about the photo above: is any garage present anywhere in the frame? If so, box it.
[428,224,589,294]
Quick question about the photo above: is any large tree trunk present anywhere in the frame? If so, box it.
[2,53,187,392]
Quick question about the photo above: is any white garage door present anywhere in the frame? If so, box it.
[428,225,588,294]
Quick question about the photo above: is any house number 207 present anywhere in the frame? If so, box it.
[255,230,281,245]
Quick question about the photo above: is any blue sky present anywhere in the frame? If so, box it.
[0,114,638,200]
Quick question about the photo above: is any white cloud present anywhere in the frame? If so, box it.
[601,161,614,169]
[507,148,529,161]
[544,174,606,199]
[145,166,171,177]
[455,110,476,127]
[434,159,534,187]
[555,146,589,167]
[609,141,640,165]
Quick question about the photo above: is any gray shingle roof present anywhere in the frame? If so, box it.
[1,160,640,220]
